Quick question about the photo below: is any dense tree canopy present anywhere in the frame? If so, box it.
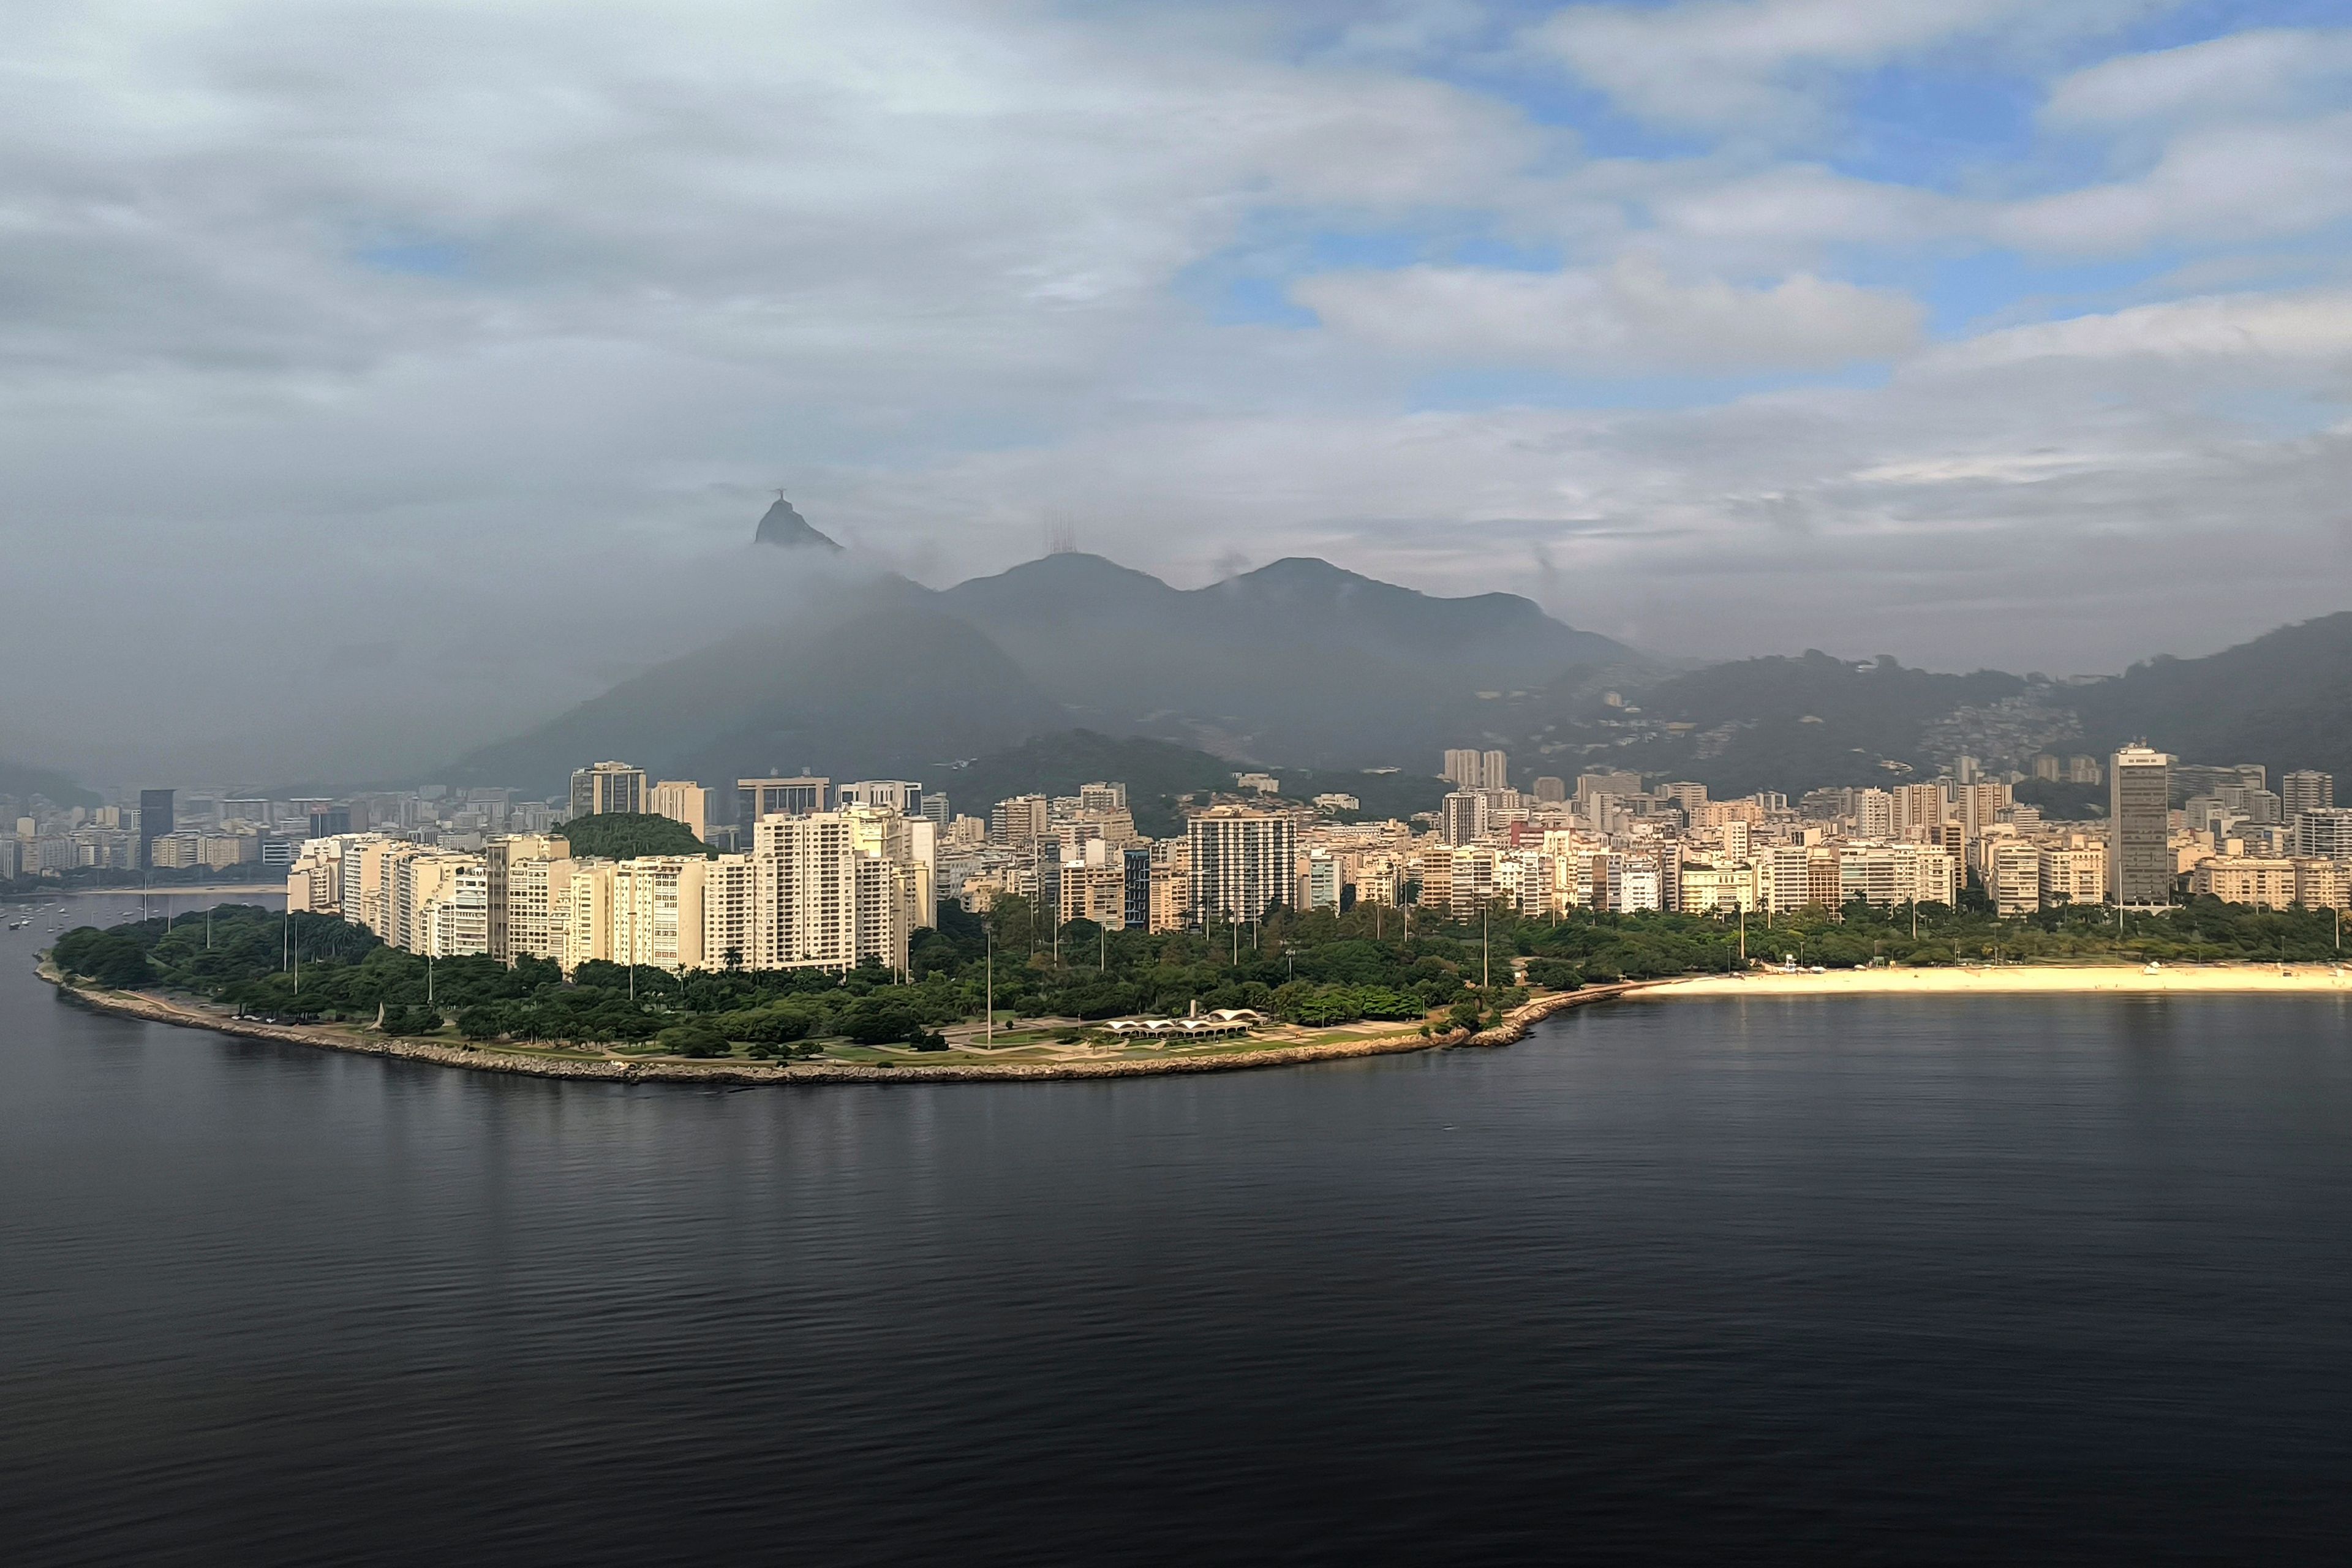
[554,813,712,861]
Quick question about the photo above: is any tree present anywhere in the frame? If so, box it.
[456,1006,505,1042]
[56,929,153,990]
[1524,958,1583,991]
[554,813,712,861]
[839,995,933,1046]
[658,1022,733,1058]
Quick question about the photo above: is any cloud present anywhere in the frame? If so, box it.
[818,276,2352,670]
[1535,0,2162,132]
[1997,111,2352,254]
[2042,28,2352,128]
[1919,286,2352,371]
[1290,254,1924,371]
[2,1,2350,779]
[1644,164,1974,263]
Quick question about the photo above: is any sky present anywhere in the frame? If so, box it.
[4,0,2350,781]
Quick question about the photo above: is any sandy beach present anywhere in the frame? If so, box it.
[1642,963,2352,999]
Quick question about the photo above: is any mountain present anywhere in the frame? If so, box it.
[1499,612,2352,800]
[2070,613,2352,785]
[429,486,2352,807]
[445,576,1063,794]
[1552,652,2030,797]
[441,495,1648,793]
[753,496,843,552]
[0,758,98,808]
[940,552,1644,767]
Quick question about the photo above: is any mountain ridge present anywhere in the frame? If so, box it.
[430,504,2352,802]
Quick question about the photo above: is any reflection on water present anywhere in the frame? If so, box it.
[2,945,2348,1566]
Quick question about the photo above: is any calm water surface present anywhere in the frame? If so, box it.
[6,894,2351,1564]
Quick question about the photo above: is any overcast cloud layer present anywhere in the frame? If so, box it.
[4,0,2350,782]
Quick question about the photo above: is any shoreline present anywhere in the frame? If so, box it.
[34,963,1648,1085]
[1640,963,2352,999]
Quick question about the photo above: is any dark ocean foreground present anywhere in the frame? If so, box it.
[6,900,2349,1564]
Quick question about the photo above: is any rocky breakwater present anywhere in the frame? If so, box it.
[1458,979,1651,1047]
[39,962,1649,1086]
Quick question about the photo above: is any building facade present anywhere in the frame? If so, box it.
[1189,805,1296,924]
[570,761,647,818]
[2110,744,2174,907]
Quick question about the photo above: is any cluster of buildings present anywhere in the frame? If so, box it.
[38,732,2331,981]
[2,782,566,885]
[289,763,940,973]
[2172,761,2349,913]
[1269,745,2346,926]
[1393,745,2347,921]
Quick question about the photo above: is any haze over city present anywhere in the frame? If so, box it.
[18,6,2352,1566]
[6,0,2351,783]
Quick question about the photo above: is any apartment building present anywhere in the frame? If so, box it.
[1189,805,1295,923]
[1837,843,1958,910]
[2039,843,2106,905]
[2189,856,2297,910]
[1986,840,2041,917]
[570,761,646,817]
[649,780,712,842]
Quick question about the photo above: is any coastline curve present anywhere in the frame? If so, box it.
[35,961,1650,1087]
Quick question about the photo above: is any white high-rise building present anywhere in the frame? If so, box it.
[1837,843,1958,909]
[1607,854,1662,913]
[425,858,491,959]
[1854,789,1893,839]
[1755,845,1815,914]
[1986,840,2041,916]
[2291,808,2352,863]
[1441,750,1509,791]
[2282,771,2335,820]
[1892,783,1947,839]
[1440,790,1488,846]
[1188,805,1296,924]
[752,810,916,973]
[2040,843,2106,905]
[563,861,615,971]
[487,833,570,962]
[611,856,703,973]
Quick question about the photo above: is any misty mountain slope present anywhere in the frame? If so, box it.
[2070,612,2352,782]
[1501,612,2352,799]
[0,758,97,807]
[447,576,1064,793]
[1202,557,1629,681]
[753,495,843,552]
[1504,652,2030,797]
[939,552,1645,767]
